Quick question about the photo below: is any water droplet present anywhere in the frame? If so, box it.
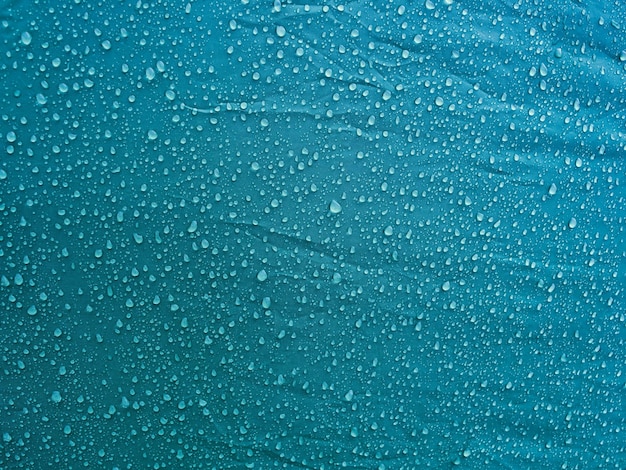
[329,200,342,214]
[548,183,557,196]
[21,31,32,46]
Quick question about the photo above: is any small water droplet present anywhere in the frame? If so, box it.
[21,31,32,46]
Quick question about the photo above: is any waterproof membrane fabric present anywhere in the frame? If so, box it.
[0,0,625,468]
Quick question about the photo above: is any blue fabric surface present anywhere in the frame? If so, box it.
[0,0,624,468]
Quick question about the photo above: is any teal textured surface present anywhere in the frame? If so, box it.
[0,0,624,468]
